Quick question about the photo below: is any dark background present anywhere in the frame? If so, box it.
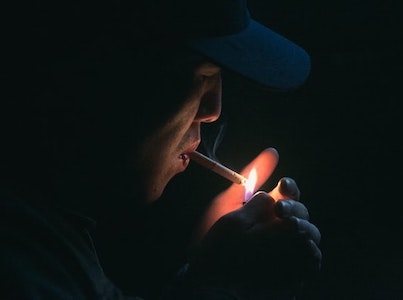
[96,1,402,299]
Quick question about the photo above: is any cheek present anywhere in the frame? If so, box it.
[142,149,177,202]
[134,99,200,201]
[135,132,180,202]
[135,152,166,202]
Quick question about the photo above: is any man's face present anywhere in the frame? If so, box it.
[134,62,222,202]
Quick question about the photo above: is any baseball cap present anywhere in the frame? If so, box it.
[148,0,311,90]
[8,0,310,91]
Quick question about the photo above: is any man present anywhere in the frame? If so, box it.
[1,0,321,299]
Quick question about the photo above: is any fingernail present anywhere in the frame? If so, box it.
[279,177,293,194]
[279,177,300,200]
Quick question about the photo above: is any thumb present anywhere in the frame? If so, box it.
[269,177,301,202]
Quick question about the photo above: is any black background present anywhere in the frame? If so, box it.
[96,1,403,299]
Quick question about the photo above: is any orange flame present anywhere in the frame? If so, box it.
[244,168,257,202]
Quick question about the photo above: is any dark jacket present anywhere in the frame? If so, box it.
[0,188,237,300]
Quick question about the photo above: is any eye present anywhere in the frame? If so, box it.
[192,72,220,92]
[200,74,215,82]
[189,63,221,97]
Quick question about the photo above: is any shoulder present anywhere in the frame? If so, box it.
[0,193,80,298]
[0,188,135,299]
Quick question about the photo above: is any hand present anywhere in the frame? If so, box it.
[186,190,321,298]
[186,149,322,298]
[191,147,279,244]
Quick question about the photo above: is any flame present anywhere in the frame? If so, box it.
[244,168,257,202]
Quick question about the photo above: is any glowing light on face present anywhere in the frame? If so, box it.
[244,168,257,202]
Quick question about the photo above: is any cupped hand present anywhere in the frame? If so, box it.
[186,148,322,298]
[192,147,279,244]
[187,191,321,297]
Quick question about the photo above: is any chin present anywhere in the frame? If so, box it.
[143,171,176,203]
[145,183,166,203]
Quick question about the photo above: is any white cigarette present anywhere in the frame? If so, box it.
[189,151,247,185]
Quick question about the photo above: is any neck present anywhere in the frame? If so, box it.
[1,163,147,220]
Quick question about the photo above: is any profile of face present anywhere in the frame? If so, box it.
[134,61,222,202]
[1,46,222,209]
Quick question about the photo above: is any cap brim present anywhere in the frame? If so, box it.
[187,20,311,90]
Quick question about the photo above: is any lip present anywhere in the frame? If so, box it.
[179,140,201,165]
[188,140,201,154]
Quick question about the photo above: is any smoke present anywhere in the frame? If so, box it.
[201,115,227,162]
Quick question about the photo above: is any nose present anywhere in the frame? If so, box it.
[195,74,222,123]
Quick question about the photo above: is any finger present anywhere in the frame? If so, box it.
[278,177,300,200]
[275,199,310,220]
[268,177,300,202]
[263,216,321,245]
[306,239,323,271]
[290,217,321,245]
[241,191,275,222]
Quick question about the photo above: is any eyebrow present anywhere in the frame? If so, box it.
[196,63,221,75]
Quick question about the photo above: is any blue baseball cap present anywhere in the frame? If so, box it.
[13,0,310,91]
[153,0,311,90]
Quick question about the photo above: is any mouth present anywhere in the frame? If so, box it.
[178,141,200,163]
[179,153,190,162]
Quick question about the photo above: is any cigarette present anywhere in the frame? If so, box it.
[189,151,247,185]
